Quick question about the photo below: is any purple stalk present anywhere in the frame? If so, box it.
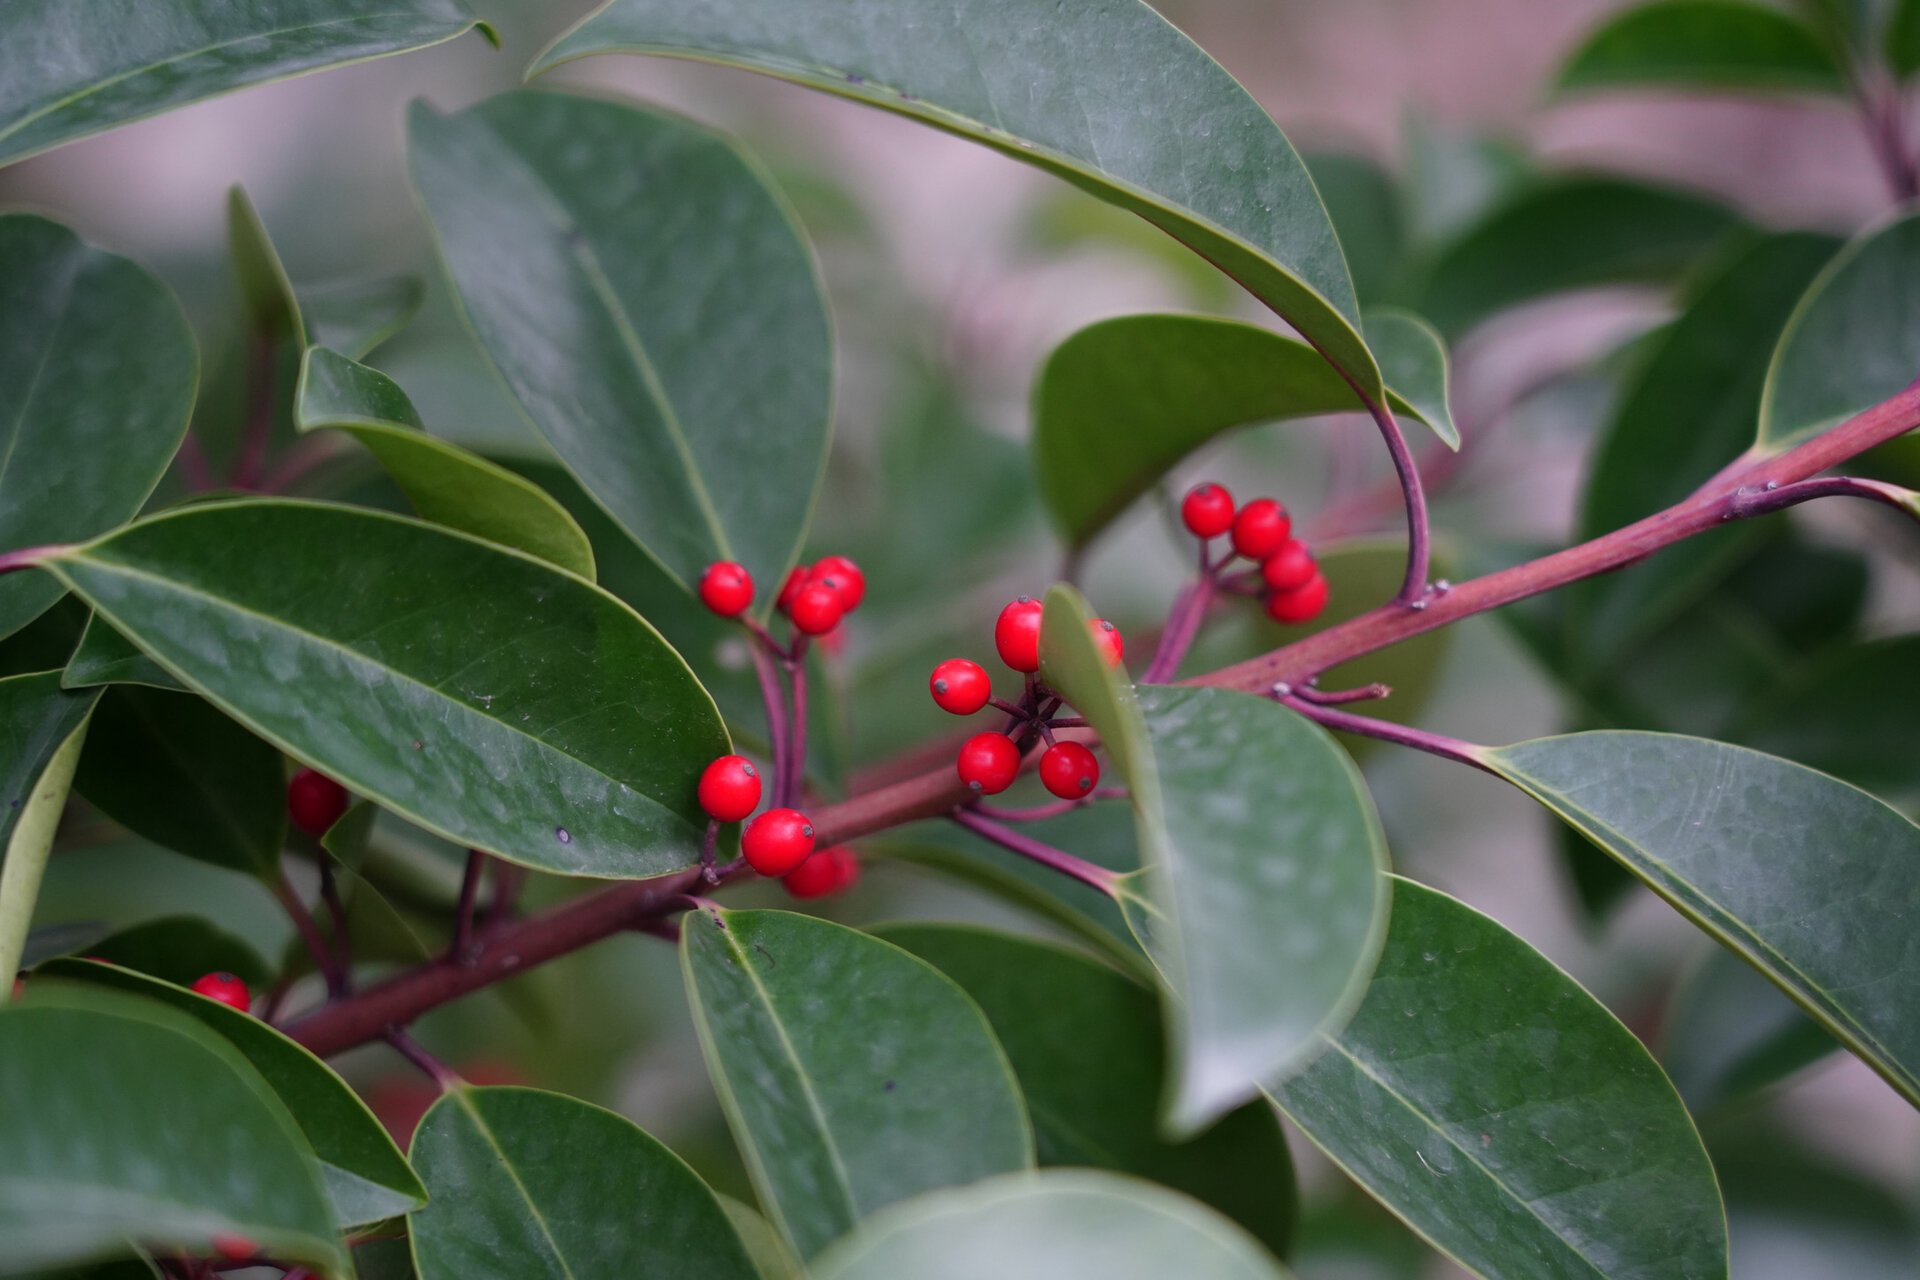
[1143,575,1215,684]
[0,544,67,575]
[1278,692,1491,773]
[698,820,720,885]
[786,653,809,807]
[1358,392,1432,605]
[317,858,353,992]
[383,1027,460,1090]
[748,638,791,807]
[273,873,344,998]
[452,849,485,958]
[1294,681,1392,706]
[950,806,1120,895]
[1726,475,1919,523]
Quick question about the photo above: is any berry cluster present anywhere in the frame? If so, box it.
[699,553,867,637]
[1181,482,1329,624]
[695,751,859,896]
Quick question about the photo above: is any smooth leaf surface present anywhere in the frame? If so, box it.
[77,917,270,989]
[407,1085,758,1279]
[880,924,1297,1257]
[1556,1,1845,96]
[1484,730,1920,1107]
[810,1170,1294,1280]
[0,672,99,859]
[681,906,1033,1259]
[1271,878,1726,1280]
[0,0,492,167]
[0,215,195,642]
[229,186,303,346]
[63,616,184,692]
[39,961,425,1228]
[301,275,424,360]
[1367,309,1459,449]
[0,672,96,986]
[1038,587,1390,1134]
[408,90,832,597]
[0,986,345,1276]
[1662,947,1837,1113]
[532,0,1378,391]
[44,500,730,878]
[294,346,595,576]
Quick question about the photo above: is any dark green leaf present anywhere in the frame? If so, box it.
[1270,878,1726,1280]
[0,985,345,1276]
[681,906,1033,1258]
[0,0,494,167]
[78,917,271,988]
[407,1085,758,1279]
[0,672,97,982]
[0,215,195,641]
[32,839,294,964]
[1366,309,1459,449]
[879,924,1297,1257]
[719,1195,803,1280]
[1734,635,1920,799]
[1888,0,1920,76]
[408,89,832,599]
[43,499,730,879]
[18,920,110,969]
[302,276,424,361]
[810,1170,1294,1280]
[1715,1128,1920,1276]
[1661,947,1837,1112]
[531,0,1378,392]
[1484,730,1920,1107]
[294,347,595,576]
[62,615,184,692]
[229,186,303,345]
[1556,1,1846,97]
[1303,152,1409,306]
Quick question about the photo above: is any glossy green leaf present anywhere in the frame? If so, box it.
[304,276,425,361]
[0,215,195,642]
[32,840,294,965]
[880,924,1297,1256]
[532,0,1378,392]
[1303,151,1409,306]
[294,347,595,576]
[1031,315,1450,548]
[719,1195,803,1280]
[18,921,110,970]
[1759,210,1920,451]
[1366,309,1459,449]
[42,499,730,879]
[1271,878,1726,1280]
[408,89,832,598]
[0,672,96,985]
[0,986,345,1276]
[1038,587,1390,1134]
[40,961,425,1228]
[1411,176,1743,337]
[681,906,1033,1259]
[1556,1,1846,96]
[0,0,494,167]
[1735,636,1920,798]
[1484,730,1920,1107]
[810,1170,1294,1280]
[1661,947,1837,1113]
[407,1085,757,1279]
[229,186,303,346]
[62,615,184,692]
[78,917,271,988]
[1888,0,1920,76]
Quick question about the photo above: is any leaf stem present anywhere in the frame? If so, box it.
[0,544,68,575]
[1275,689,1492,773]
[273,872,344,998]
[1359,391,1432,604]
[452,849,485,959]
[383,1027,461,1091]
[748,636,791,807]
[1724,475,1920,524]
[948,806,1120,895]
[786,648,810,806]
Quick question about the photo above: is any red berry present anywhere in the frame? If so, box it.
[211,1234,257,1262]
[956,732,1022,795]
[191,971,251,1013]
[1038,741,1101,799]
[1260,539,1317,592]
[286,769,348,836]
[1231,498,1293,560]
[789,582,845,636]
[1266,572,1330,624]
[1090,619,1124,667]
[1181,483,1235,539]
[697,754,762,823]
[930,658,992,715]
[783,845,861,899]
[776,566,808,614]
[743,808,815,876]
[811,555,866,611]
[698,561,754,617]
[994,597,1043,673]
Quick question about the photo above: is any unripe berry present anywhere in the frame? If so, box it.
[1090,619,1124,667]
[930,658,992,715]
[1260,539,1317,592]
[994,597,1043,673]
[1266,572,1330,624]
[1039,741,1101,799]
[1231,498,1293,560]
[775,566,808,614]
[211,1234,257,1262]
[783,845,861,899]
[697,754,761,823]
[811,555,866,611]
[698,561,754,617]
[1181,483,1235,539]
[191,971,251,1013]
[742,808,815,876]
[956,732,1022,795]
[286,769,348,836]
[789,582,845,636]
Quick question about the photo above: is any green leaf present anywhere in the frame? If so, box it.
[879,924,1297,1257]
[0,215,195,642]
[78,917,271,988]
[72,686,287,880]
[303,276,424,361]
[0,672,97,984]
[229,186,304,346]
[681,906,1033,1259]
[1303,151,1409,307]
[1887,0,1920,76]
[1411,176,1743,337]
[39,960,425,1229]
[1031,315,1451,549]
[1270,878,1727,1280]
[407,89,832,599]
[531,0,1378,393]
[1366,309,1459,449]
[32,839,294,964]
[0,986,346,1276]
[810,1170,1294,1280]
[719,1195,804,1280]
[1038,587,1390,1134]
[42,499,730,879]
[1661,947,1837,1113]
[294,347,596,577]
[407,1085,758,1278]
[0,0,494,167]
[1483,730,1920,1108]
[1716,1128,1920,1276]
[1735,635,1920,799]
[1759,210,1920,451]
[63,615,185,692]
[1556,1,1846,97]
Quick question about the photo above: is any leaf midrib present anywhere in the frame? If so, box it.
[447,1091,580,1280]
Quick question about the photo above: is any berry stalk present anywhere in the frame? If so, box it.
[948,806,1120,896]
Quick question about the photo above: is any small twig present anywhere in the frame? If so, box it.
[452,849,485,958]
[786,648,810,806]
[1725,475,1920,525]
[1143,575,1216,683]
[484,862,526,932]
[987,696,1027,718]
[1358,391,1432,605]
[698,820,720,885]
[974,787,1129,823]
[1291,681,1392,706]
[383,1027,461,1090]
[749,638,792,808]
[1276,690,1491,773]
[1045,715,1088,730]
[949,806,1120,895]
[272,873,343,997]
